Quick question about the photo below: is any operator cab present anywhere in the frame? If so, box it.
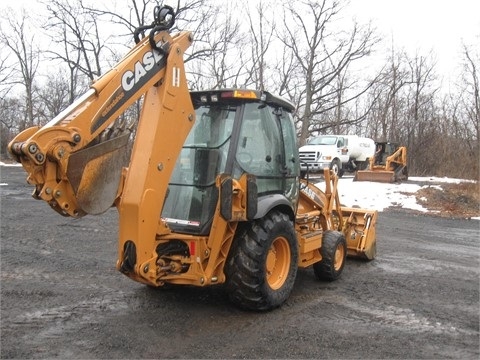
[375,141,399,164]
[161,89,300,235]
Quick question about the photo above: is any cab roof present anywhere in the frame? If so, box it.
[190,89,295,113]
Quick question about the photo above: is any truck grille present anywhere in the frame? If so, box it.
[299,151,317,162]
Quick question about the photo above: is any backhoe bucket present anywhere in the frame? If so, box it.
[354,170,395,183]
[340,207,377,260]
[67,133,129,215]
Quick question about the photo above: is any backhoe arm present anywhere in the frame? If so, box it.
[8,9,193,219]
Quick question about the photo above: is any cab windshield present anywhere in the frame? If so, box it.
[308,136,337,145]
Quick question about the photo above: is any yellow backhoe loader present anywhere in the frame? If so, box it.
[354,141,408,183]
[7,6,377,311]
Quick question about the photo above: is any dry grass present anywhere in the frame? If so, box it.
[415,181,480,219]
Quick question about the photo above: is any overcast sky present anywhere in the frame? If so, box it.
[346,0,479,75]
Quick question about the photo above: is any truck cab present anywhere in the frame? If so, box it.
[299,135,350,177]
[299,135,374,178]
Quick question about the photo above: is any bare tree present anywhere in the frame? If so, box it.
[80,0,236,89]
[461,44,480,145]
[279,0,379,145]
[41,0,111,104]
[243,1,276,90]
[0,52,15,100]
[81,0,213,63]
[0,10,39,130]
[455,43,480,179]
[36,71,74,125]
[0,97,23,158]
[79,0,162,49]
[186,2,246,89]
[365,47,412,141]
[402,52,439,173]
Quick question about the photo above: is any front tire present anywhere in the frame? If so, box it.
[225,211,298,311]
[330,159,342,177]
[313,230,347,281]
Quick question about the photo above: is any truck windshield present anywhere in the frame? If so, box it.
[161,105,235,234]
[308,136,337,145]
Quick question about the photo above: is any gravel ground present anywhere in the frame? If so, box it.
[1,165,479,359]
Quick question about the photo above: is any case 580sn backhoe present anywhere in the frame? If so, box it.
[8,6,377,311]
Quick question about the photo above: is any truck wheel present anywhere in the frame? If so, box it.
[330,159,341,177]
[225,211,298,311]
[313,230,346,281]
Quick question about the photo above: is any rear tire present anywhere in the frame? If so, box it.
[225,211,298,311]
[313,230,347,281]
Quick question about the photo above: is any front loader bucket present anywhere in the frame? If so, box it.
[354,170,395,183]
[341,207,377,260]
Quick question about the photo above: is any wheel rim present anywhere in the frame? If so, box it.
[331,163,339,175]
[333,243,345,271]
[266,236,291,290]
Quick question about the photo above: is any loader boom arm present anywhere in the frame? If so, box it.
[385,146,407,170]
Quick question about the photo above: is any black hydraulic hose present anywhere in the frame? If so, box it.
[134,24,155,44]
[148,5,176,54]
[133,5,176,55]
[153,5,175,28]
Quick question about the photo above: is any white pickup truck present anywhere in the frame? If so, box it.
[299,135,375,177]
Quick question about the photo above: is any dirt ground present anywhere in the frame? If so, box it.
[1,166,479,359]
[414,181,480,219]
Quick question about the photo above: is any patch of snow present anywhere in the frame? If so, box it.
[409,176,476,184]
[0,161,22,167]
[314,175,478,220]
[326,178,427,212]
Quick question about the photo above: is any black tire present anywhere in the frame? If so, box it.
[225,211,298,311]
[330,159,342,177]
[358,160,369,171]
[394,165,409,182]
[313,230,347,281]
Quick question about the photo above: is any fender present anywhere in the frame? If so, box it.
[254,193,295,220]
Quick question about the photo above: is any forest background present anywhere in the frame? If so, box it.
[0,0,478,179]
